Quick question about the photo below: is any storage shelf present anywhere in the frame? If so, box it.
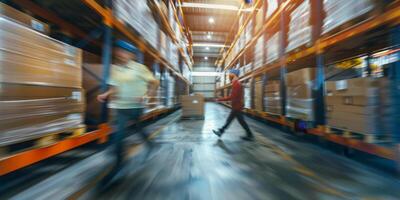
[219,103,397,161]
[151,0,193,70]
[0,107,175,176]
[221,0,400,74]
[82,0,190,84]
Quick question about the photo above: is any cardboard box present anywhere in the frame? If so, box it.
[0,2,50,34]
[325,78,379,97]
[287,84,313,99]
[265,81,280,92]
[325,95,379,106]
[0,17,82,88]
[180,94,205,117]
[327,117,379,135]
[286,68,315,86]
[326,104,378,115]
[0,84,85,146]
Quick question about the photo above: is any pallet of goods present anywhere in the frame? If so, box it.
[285,68,315,121]
[254,78,264,112]
[286,0,312,53]
[180,94,205,119]
[264,80,281,115]
[325,77,390,142]
[265,31,281,64]
[0,15,85,150]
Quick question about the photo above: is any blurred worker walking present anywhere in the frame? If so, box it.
[97,40,159,184]
[213,69,254,141]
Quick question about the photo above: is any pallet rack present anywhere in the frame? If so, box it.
[216,0,400,164]
[0,0,192,175]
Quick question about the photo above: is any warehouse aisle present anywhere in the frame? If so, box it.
[83,103,400,200]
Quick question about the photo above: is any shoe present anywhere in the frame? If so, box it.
[213,129,223,137]
[241,136,254,141]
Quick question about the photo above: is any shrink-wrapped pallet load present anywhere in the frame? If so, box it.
[0,16,84,146]
[265,32,281,64]
[254,79,263,111]
[286,0,312,52]
[264,81,281,115]
[286,68,315,121]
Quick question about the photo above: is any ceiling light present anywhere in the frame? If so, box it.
[208,17,215,24]
[206,34,212,39]
[204,56,208,60]
[205,47,210,50]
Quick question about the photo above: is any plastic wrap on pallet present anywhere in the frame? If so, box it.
[266,0,279,19]
[264,81,281,115]
[245,19,253,44]
[0,16,82,88]
[244,83,252,109]
[0,85,85,146]
[115,0,159,49]
[265,31,281,64]
[254,36,264,69]
[286,0,312,52]
[322,0,374,34]
[286,68,315,121]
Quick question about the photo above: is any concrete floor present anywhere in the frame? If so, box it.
[82,103,400,200]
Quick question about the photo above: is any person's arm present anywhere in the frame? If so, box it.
[217,82,238,102]
[97,86,116,102]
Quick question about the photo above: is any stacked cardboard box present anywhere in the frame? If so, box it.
[244,83,252,109]
[266,0,279,19]
[322,0,374,35]
[254,79,264,111]
[0,16,84,146]
[0,2,49,34]
[286,68,315,121]
[254,36,264,69]
[325,78,381,134]
[286,0,312,52]
[266,32,281,64]
[264,81,281,115]
[180,94,205,118]
[115,0,159,49]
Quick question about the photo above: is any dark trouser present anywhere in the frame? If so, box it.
[111,108,146,166]
[221,110,253,137]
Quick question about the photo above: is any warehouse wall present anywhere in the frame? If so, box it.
[192,62,216,98]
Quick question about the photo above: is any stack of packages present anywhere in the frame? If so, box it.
[265,32,281,64]
[379,79,396,138]
[169,42,180,71]
[255,4,264,32]
[180,94,205,118]
[254,36,265,69]
[82,52,102,125]
[325,78,382,136]
[322,0,374,34]
[181,63,191,82]
[244,63,253,74]
[286,0,312,52]
[286,68,315,121]
[254,78,264,111]
[159,31,168,59]
[264,81,281,115]
[245,19,253,45]
[165,71,176,108]
[266,0,279,19]
[0,10,84,146]
[243,82,252,109]
[115,0,159,49]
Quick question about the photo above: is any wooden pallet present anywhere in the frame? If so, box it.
[325,126,391,144]
[0,125,86,158]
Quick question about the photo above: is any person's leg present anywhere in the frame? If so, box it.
[220,110,236,133]
[130,108,148,140]
[236,112,254,138]
[113,109,129,166]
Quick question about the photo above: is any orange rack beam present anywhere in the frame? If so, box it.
[0,108,173,176]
